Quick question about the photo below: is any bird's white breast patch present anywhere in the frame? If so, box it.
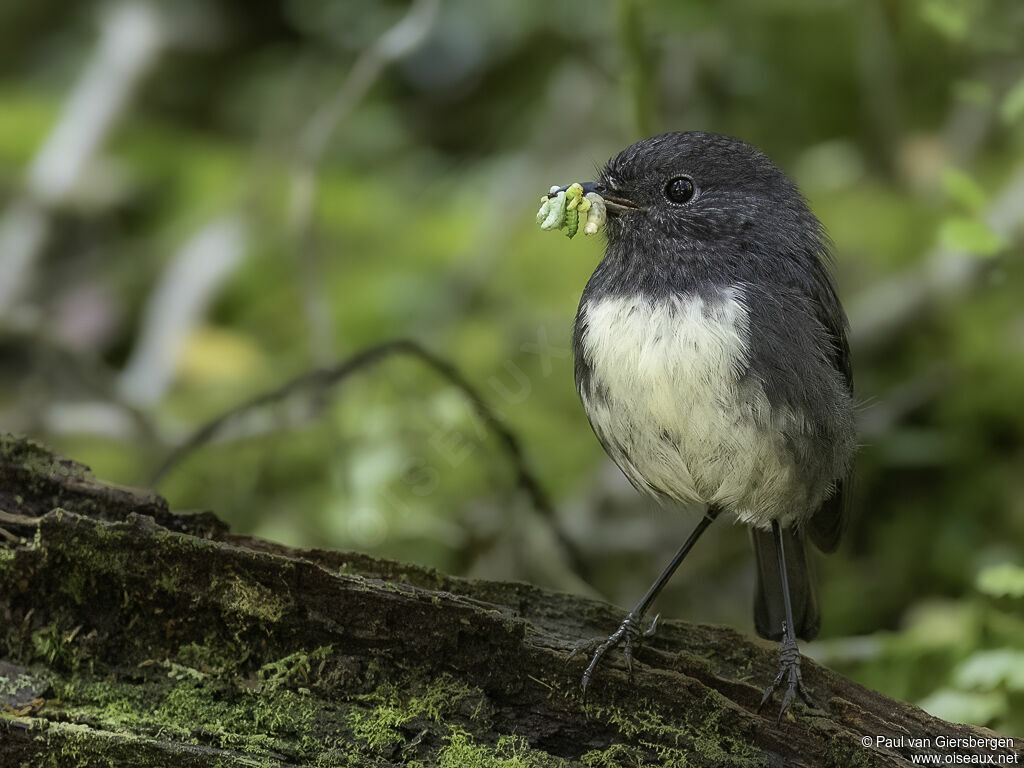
[578,288,807,526]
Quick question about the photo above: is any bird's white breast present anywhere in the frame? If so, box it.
[578,288,806,526]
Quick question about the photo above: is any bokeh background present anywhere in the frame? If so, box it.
[2,0,1023,736]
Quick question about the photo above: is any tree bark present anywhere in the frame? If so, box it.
[0,435,1019,767]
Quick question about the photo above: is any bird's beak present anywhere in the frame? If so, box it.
[548,181,642,214]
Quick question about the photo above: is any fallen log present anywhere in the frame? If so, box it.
[0,435,1019,767]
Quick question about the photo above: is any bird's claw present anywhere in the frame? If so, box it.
[644,613,660,637]
[569,612,659,701]
[757,630,817,722]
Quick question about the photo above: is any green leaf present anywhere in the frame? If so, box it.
[976,562,1024,598]
[938,216,1005,257]
[955,650,1024,692]
[952,79,993,107]
[942,168,987,212]
[919,0,970,41]
[1000,75,1024,125]
[918,689,1007,725]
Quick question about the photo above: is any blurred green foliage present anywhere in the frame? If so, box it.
[1,0,1023,737]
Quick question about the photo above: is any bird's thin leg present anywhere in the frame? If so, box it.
[757,520,817,721]
[571,507,721,698]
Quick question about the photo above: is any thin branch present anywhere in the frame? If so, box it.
[0,510,41,528]
[148,338,591,585]
[0,508,41,543]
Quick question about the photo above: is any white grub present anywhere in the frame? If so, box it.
[583,193,606,235]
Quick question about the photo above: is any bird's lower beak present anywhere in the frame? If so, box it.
[548,182,642,214]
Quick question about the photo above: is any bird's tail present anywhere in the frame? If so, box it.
[752,526,820,641]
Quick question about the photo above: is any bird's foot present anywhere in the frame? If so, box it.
[758,628,817,722]
[568,612,659,700]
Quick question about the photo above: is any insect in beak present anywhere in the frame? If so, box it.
[547,181,642,214]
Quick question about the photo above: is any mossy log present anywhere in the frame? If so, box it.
[0,435,1019,767]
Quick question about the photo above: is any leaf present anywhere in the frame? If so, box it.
[179,326,265,384]
[976,562,1024,598]
[954,649,1024,692]
[938,216,1005,257]
[918,688,1007,725]
[942,168,987,212]
[952,79,993,107]
[919,0,970,41]
[1000,74,1024,125]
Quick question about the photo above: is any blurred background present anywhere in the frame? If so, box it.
[1,0,1022,736]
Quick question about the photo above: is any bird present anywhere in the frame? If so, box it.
[558,131,855,720]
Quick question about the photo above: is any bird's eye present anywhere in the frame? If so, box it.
[665,176,696,205]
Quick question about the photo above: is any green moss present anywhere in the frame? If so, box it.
[822,735,875,768]
[30,624,80,668]
[157,570,179,594]
[345,678,570,767]
[219,575,288,623]
[348,699,407,752]
[49,721,116,768]
[39,719,272,768]
[579,743,641,767]
[62,562,91,605]
[27,623,767,768]
[0,434,89,486]
[438,729,568,768]
[38,662,499,765]
[258,645,333,688]
[174,638,243,679]
[49,671,327,759]
[580,693,762,768]
[348,673,485,753]
[410,674,481,722]
[690,696,762,766]
[56,677,155,732]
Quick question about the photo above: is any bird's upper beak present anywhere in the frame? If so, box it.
[548,181,642,214]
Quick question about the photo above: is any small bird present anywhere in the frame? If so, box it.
[560,131,855,719]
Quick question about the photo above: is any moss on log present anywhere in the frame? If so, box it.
[0,434,1019,767]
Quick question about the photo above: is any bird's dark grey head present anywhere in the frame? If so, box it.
[593,131,827,263]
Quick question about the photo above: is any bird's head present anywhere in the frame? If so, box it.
[573,131,827,260]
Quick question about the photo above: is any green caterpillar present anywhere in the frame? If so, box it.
[564,183,585,238]
[537,188,566,231]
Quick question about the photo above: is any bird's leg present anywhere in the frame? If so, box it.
[758,520,817,721]
[570,507,721,699]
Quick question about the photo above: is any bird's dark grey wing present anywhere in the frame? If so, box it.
[804,265,853,554]
[744,261,853,552]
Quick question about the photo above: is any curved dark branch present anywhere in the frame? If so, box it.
[147,338,590,583]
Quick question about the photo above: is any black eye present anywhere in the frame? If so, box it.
[665,176,696,205]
